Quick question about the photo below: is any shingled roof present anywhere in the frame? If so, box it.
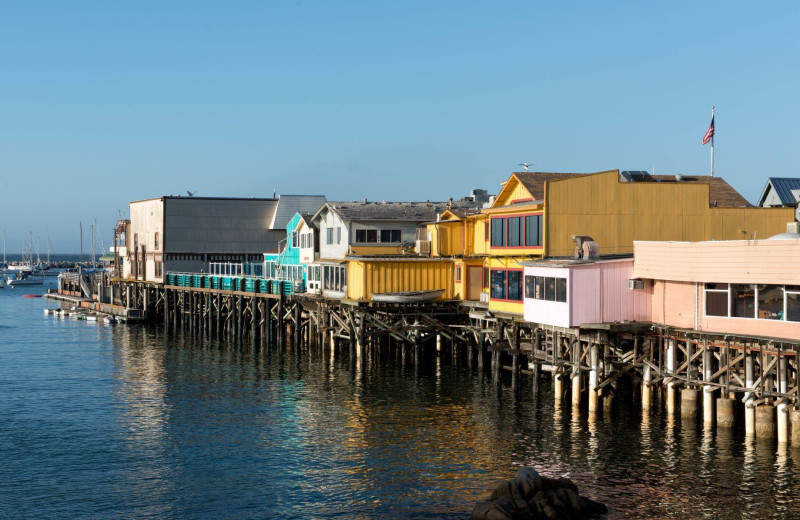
[648,175,751,207]
[512,171,751,208]
[322,200,483,221]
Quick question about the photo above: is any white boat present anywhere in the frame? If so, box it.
[86,315,98,322]
[372,289,445,303]
[8,275,43,286]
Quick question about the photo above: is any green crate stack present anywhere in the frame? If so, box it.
[191,275,203,288]
[221,277,233,291]
[258,279,269,293]
[244,278,257,293]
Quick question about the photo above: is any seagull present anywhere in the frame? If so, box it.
[186,190,197,197]
[518,163,534,171]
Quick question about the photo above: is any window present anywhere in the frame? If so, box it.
[544,277,556,301]
[154,232,159,250]
[483,267,489,289]
[336,227,342,244]
[155,261,162,277]
[380,229,402,243]
[292,232,299,248]
[134,233,139,249]
[507,271,522,301]
[525,275,566,302]
[326,228,333,245]
[490,270,506,299]
[525,275,535,299]
[757,285,783,320]
[731,284,756,318]
[525,215,542,246]
[356,229,378,243]
[455,266,462,282]
[787,288,800,322]
[484,221,489,241]
[705,283,729,317]
[507,217,522,247]
[491,219,505,247]
[323,265,347,292]
[556,278,567,302]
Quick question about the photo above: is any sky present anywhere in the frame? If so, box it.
[0,1,797,253]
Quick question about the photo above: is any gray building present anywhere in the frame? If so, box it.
[123,194,325,282]
[758,178,800,221]
[311,199,485,261]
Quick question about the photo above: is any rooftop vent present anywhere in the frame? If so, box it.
[572,235,599,259]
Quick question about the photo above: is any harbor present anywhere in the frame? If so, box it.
[3,3,799,518]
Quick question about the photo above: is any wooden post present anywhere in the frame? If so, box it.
[294,303,302,349]
[588,343,599,412]
[477,332,485,371]
[277,296,284,348]
[571,340,581,408]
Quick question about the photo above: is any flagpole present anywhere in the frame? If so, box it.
[710,105,715,177]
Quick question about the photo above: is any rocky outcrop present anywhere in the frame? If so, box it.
[471,468,607,520]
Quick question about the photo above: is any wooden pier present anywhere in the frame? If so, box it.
[84,279,800,447]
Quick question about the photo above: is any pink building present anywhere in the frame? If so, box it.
[633,235,800,341]
[522,257,651,328]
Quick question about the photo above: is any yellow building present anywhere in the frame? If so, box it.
[426,170,795,317]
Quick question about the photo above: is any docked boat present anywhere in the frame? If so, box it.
[372,289,444,303]
[7,274,43,286]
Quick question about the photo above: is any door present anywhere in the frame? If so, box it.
[467,266,482,301]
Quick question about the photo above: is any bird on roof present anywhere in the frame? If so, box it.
[186,190,197,197]
[518,163,534,171]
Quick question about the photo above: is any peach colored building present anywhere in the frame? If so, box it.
[633,235,800,341]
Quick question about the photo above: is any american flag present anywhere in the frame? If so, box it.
[702,116,715,145]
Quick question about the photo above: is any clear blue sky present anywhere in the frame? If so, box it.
[0,1,797,253]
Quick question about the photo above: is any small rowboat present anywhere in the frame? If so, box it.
[24,294,43,298]
[372,289,444,303]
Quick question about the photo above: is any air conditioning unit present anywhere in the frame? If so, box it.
[628,278,645,290]
[416,240,431,255]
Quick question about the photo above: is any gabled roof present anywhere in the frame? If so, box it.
[293,213,317,232]
[269,195,326,230]
[314,200,483,222]
[758,177,800,207]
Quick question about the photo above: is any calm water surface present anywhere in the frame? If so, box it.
[1,284,799,519]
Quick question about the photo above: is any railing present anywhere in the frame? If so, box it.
[166,272,304,296]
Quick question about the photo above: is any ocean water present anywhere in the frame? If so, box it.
[1,283,800,519]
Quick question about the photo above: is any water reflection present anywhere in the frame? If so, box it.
[10,302,800,519]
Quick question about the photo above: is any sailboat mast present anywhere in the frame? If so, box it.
[80,221,84,262]
[47,229,52,264]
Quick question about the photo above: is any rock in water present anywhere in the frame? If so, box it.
[471,468,607,520]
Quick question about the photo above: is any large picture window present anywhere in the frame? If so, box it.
[490,214,543,247]
[704,283,800,322]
